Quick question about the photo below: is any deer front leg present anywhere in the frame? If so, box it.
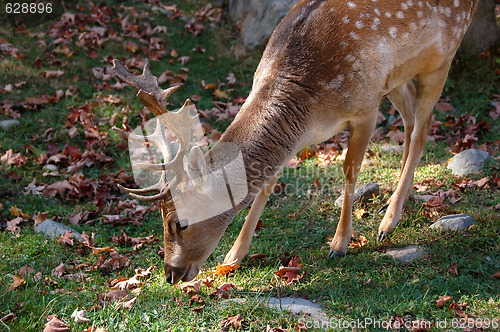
[378,62,452,241]
[329,115,377,258]
[223,173,281,265]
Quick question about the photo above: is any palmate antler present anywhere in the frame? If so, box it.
[112,59,198,201]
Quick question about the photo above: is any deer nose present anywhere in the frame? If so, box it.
[164,264,186,284]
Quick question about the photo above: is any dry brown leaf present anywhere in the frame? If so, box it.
[276,256,304,283]
[115,296,137,309]
[8,275,25,291]
[213,89,229,99]
[348,235,368,249]
[56,231,74,246]
[99,251,130,270]
[0,313,16,323]
[51,263,66,277]
[18,265,36,276]
[221,314,243,329]
[436,295,453,307]
[491,271,500,279]
[178,279,202,294]
[43,315,70,332]
[99,289,131,303]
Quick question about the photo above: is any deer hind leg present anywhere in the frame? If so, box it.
[329,114,377,257]
[385,80,417,207]
[223,173,280,265]
[377,62,453,242]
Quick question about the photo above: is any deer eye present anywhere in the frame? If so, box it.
[176,219,188,232]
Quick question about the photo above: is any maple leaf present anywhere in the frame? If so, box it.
[220,314,244,329]
[44,180,73,199]
[213,261,239,276]
[178,279,202,294]
[41,70,65,78]
[6,217,23,234]
[0,149,27,166]
[436,295,453,307]
[18,265,36,276]
[56,231,74,246]
[276,256,304,283]
[99,251,130,270]
[51,263,66,278]
[7,275,25,291]
[43,315,70,332]
[25,180,45,196]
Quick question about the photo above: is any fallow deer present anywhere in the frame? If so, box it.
[113,0,478,283]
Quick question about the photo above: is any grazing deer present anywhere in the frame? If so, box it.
[113,0,478,283]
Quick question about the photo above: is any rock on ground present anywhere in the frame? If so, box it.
[229,0,299,50]
[447,149,491,175]
[430,214,476,232]
[35,219,84,242]
[0,120,20,130]
[335,183,380,207]
[385,245,427,264]
[265,297,329,323]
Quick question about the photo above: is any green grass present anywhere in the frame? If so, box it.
[1,0,499,331]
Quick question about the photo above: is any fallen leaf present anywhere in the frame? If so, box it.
[436,295,453,307]
[221,314,243,329]
[178,279,202,294]
[348,235,368,249]
[0,313,15,323]
[56,232,74,246]
[213,89,229,99]
[18,265,36,276]
[43,315,70,332]
[99,289,131,303]
[213,261,239,276]
[51,263,66,277]
[276,256,304,283]
[99,251,130,270]
[492,271,500,279]
[188,294,205,312]
[8,275,25,291]
[115,296,137,309]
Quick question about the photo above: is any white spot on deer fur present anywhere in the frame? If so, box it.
[454,0,460,7]
[401,3,408,10]
[389,26,397,38]
[444,7,451,17]
[418,1,423,7]
[355,21,364,28]
[345,54,356,62]
[349,31,360,40]
[372,17,380,30]
[456,14,462,22]
[347,2,356,8]
[462,11,466,19]
[466,11,471,20]
[396,11,404,19]
[329,74,344,90]
[339,40,348,48]
[352,60,362,71]
[402,32,410,39]
[374,8,381,16]
[417,11,423,18]
[385,12,392,18]
[409,22,417,30]
[342,16,350,23]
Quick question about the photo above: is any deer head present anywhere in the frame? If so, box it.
[112,60,247,283]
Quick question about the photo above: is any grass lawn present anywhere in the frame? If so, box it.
[0,0,499,331]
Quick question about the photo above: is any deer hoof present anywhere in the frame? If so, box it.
[328,249,346,259]
[377,231,390,242]
[378,203,389,214]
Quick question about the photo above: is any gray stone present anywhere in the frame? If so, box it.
[229,0,299,50]
[430,214,476,232]
[447,149,491,175]
[35,219,84,242]
[386,245,427,264]
[335,183,380,207]
[0,120,20,130]
[264,297,329,323]
[381,144,404,154]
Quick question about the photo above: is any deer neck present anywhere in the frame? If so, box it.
[214,83,312,206]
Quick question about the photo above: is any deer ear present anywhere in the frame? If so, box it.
[184,146,211,190]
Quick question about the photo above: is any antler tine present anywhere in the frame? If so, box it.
[112,59,181,107]
[117,180,170,201]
